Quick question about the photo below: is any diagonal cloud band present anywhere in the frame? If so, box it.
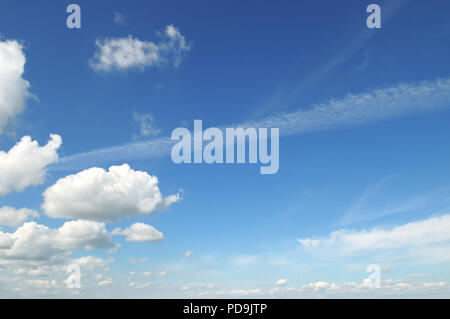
[51,77,450,171]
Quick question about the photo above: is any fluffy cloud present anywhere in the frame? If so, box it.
[42,164,180,221]
[0,206,39,227]
[0,134,62,195]
[112,223,164,243]
[55,220,112,251]
[0,39,31,134]
[0,232,15,249]
[275,279,288,286]
[304,281,333,292]
[0,220,112,261]
[297,214,450,264]
[71,256,114,271]
[89,25,191,72]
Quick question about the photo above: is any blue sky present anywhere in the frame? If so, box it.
[0,0,450,298]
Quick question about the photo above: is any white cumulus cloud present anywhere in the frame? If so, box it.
[112,223,164,243]
[0,206,39,227]
[0,220,112,261]
[0,39,31,134]
[42,164,180,221]
[89,24,191,72]
[275,279,288,286]
[0,232,15,249]
[0,134,62,195]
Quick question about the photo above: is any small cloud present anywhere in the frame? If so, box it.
[136,282,151,289]
[107,243,122,254]
[141,271,153,277]
[0,206,39,227]
[89,25,192,72]
[158,271,167,277]
[113,12,126,25]
[184,250,193,257]
[275,279,288,286]
[305,281,331,292]
[114,223,164,243]
[133,112,161,138]
[98,278,115,287]
[269,288,279,294]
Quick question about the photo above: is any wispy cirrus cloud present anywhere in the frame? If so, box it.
[242,78,450,137]
[52,136,173,171]
[0,220,112,263]
[338,178,450,226]
[51,77,450,171]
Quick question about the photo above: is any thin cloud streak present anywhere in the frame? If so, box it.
[51,137,174,171]
[338,183,450,226]
[242,78,450,137]
[51,77,450,171]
